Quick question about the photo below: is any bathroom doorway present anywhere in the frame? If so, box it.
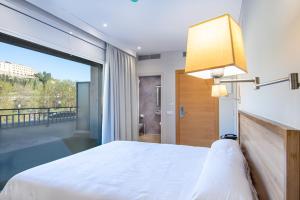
[138,75,161,143]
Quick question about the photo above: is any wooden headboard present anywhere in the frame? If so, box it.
[239,111,300,200]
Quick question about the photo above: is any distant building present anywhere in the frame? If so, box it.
[0,61,36,78]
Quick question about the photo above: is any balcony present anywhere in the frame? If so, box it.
[0,107,77,129]
[0,107,97,189]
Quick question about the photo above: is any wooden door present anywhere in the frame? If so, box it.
[176,70,219,147]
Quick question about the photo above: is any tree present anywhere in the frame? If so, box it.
[0,72,76,109]
[35,72,52,107]
[35,72,52,91]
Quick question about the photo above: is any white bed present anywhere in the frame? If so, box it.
[0,140,255,200]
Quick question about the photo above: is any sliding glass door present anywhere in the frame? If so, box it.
[0,41,102,190]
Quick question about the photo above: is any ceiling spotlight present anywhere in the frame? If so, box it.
[69,31,73,35]
[137,46,142,50]
[103,23,108,28]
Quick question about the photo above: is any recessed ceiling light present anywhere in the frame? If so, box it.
[103,23,108,28]
[69,31,73,35]
[137,46,142,50]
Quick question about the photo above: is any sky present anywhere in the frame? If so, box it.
[0,42,90,82]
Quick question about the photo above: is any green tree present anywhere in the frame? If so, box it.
[35,72,52,107]
[0,72,76,109]
[35,72,52,91]
[0,80,14,109]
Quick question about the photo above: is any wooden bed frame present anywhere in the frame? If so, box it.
[239,111,300,200]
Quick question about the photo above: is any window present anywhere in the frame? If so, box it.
[0,41,101,190]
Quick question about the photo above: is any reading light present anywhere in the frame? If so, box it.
[211,84,228,97]
[184,14,300,96]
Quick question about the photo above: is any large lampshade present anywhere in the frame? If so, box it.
[185,14,247,79]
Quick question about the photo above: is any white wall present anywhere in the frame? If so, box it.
[239,0,300,129]
[137,52,184,144]
[219,83,238,136]
[137,51,237,144]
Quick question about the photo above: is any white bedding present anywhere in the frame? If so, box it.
[192,140,255,200]
[0,141,209,200]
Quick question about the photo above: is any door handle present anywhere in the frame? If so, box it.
[179,105,185,118]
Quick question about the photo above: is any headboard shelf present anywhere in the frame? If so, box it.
[239,111,300,200]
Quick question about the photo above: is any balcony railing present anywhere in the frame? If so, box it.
[0,107,77,129]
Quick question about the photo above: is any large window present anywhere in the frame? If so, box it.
[0,41,99,190]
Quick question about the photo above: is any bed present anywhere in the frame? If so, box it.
[0,139,254,200]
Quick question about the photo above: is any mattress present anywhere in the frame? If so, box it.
[1,140,256,200]
[0,141,210,200]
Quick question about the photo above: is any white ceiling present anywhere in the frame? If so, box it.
[27,0,243,55]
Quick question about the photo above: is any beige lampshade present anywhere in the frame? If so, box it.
[211,84,228,97]
[185,14,247,79]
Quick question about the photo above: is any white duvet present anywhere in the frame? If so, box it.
[0,141,209,200]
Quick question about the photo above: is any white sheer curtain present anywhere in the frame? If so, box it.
[102,44,138,144]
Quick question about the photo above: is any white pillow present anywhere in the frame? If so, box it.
[211,139,240,151]
[191,140,254,200]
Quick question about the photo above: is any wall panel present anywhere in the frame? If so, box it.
[0,0,105,64]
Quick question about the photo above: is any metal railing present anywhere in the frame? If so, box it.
[0,107,77,129]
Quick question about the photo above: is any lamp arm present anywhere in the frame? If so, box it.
[219,77,260,89]
[255,77,289,89]
[218,73,299,90]
[220,79,256,83]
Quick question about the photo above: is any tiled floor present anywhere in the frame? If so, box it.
[138,133,161,143]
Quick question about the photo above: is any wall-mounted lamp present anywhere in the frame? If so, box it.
[185,14,299,97]
[211,84,228,97]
